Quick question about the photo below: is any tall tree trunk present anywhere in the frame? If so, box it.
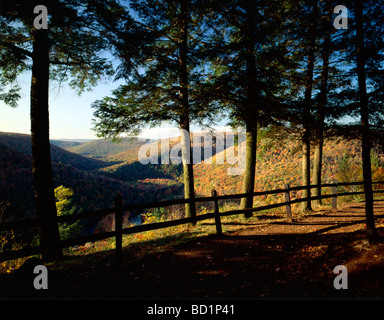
[180,118,196,223]
[31,27,62,261]
[312,3,332,207]
[312,145,323,206]
[301,134,311,212]
[302,0,317,212]
[178,2,196,223]
[355,0,379,243]
[240,0,258,217]
[240,124,257,217]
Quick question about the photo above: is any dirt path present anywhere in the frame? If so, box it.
[3,201,384,299]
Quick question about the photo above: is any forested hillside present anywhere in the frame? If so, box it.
[3,131,384,227]
[193,136,384,199]
[65,131,384,203]
[0,133,184,231]
[0,132,108,170]
[50,140,83,149]
[68,137,148,160]
[2,0,384,300]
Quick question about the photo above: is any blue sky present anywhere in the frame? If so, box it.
[0,72,115,140]
[0,72,229,140]
[0,4,232,141]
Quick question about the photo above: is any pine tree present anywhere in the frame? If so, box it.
[355,0,379,243]
[92,0,217,222]
[203,0,295,216]
[0,0,114,260]
[329,0,384,242]
[274,0,337,212]
[311,1,333,207]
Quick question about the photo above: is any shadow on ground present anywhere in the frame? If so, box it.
[2,203,384,299]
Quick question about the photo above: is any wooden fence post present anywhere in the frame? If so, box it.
[211,189,222,236]
[284,183,292,223]
[115,195,123,270]
[332,180,338,211]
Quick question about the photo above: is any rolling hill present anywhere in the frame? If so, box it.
[65,130,384,200]
[192,134,384,207]
[0,133,184,227]
[67,137,148,161]
[50,140,84,149]
[0,132,109,171]
[2,130,384,238]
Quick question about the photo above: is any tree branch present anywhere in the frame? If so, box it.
[132,19,179,44]
[0,41,33,58]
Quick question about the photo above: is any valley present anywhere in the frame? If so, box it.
[1,130,384,243]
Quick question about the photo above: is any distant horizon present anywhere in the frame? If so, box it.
[1,125,234,142]
[0,73,231,141]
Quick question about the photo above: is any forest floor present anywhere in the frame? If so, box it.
[2,201,384,300]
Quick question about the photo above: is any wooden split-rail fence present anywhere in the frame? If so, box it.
[1,180,384,266]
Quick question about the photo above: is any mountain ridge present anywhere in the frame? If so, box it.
[0,132,109,171]
[2,131,384,223]
[0,132,183,225]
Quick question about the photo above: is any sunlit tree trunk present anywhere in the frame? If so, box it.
[240,0,258,217]
[355,0,379,243]
[240,124,257,217]
[312,3,332,207]
[301,0,317,212]
[178,2,196,223]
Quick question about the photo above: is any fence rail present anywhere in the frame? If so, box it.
[1,180,384,264]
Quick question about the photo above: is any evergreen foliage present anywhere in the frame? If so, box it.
[2,0,384,253]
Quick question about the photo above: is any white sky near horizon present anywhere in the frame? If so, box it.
[0,72,230,141]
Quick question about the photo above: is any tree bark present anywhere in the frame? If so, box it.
[240,124,257,217]
[301,0,317,212]
[312,143,323,206]
[178,2,196,223]
[355,0,379,243]
[31,27,62,261]
[301,134,311,212]
[312,3,332,207]
[240,0,258,217]
[180,119,196,223]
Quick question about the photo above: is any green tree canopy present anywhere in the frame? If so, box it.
[92,0,221,220]
[0,0,119,260]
